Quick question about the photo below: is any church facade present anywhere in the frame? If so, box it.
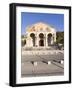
[22,22,56,47]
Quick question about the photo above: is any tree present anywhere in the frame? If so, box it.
[56,32,64,45]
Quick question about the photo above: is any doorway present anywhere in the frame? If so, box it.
[39,40,44,46]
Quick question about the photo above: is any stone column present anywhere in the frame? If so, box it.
[36,34,39,47]
[35,35,37,47]
[46,34,48,47]
[54,33,56,42]
[27,33,33,47]
[61,60,64,64]
[31,61,38,66]
[44,34,46,47]
[51,36,53,44]
[48,61,51,65]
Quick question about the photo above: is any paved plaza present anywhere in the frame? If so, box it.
[21,51,64,77]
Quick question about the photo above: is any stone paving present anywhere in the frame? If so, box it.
[21,52,64,77]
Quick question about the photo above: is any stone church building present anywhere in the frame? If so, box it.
[22,22,56,47]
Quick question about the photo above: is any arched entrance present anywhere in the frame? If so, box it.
[39,33,44,46]
[39,40,44,46]
[47,33,52,45]
[30,33,35,46]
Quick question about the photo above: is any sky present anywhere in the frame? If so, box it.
[21,12,64,35]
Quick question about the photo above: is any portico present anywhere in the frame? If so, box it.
[25,22,56,47]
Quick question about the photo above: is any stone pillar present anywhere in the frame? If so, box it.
[51,36,53,44]
[36,34,39,47]
[35,34,36,47]
[61,60,64,64]
[34,62,38,66]
[46,34,48,47]
[54,33,56,42]
[31,61,38,66]
[48,61,51,65]
[44,34,46,47]
[26,33,33,47]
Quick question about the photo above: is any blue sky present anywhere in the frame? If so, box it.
[21,12,64,35]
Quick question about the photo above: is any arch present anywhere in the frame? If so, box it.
[30,33,35,46]
[30,33,35,37]
[47,33,52,45]
[39,33,44,46]
[39,33,44,38]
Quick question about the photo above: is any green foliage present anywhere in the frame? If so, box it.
[21,35,24,38]
[56,32,64,45]
[21,35,27,39]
